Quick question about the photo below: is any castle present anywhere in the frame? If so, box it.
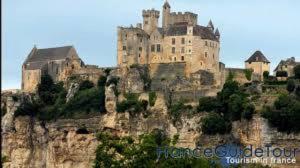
[117,1,221,78]
[23,1,300,95]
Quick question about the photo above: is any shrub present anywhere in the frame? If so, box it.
[228,94,245,121]
[116,93,144,114]
[263,71,269,80]
[276,71,288,77]
[296,86,300,97]
[79,80,94,90]
[244,69,253,81]
[201,113,231,135]
[242,103,255,120]
[294,65,300,79]
[287,79,296,93]
[97,76,107,88]
[262,94,300,133]
[62,87,106,117]
[149,92,157,106]
[197,97,218,112]
[93,131,220,168]
[169,101,192,122]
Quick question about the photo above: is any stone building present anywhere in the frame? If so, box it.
[245,50,270,81]
[274,57,299,77]
[22,46,103,93]
[117,1,221,78]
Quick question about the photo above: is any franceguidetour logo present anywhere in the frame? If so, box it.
[157,144,299,165]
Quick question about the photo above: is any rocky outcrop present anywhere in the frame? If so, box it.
[66,82,79,103]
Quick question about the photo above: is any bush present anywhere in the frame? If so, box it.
[294,65,300,79]
[276,71,288,77]
[62,87,106,117]
[242,103,255,120]
[197,97,218,112]
[296,86,300,97]
[97,76,107,88]
[93,131,220,168]
[79,80,94,90]
[169,101,192,122]
[263,71,269,80]
[262,94,300,133]
[149,92,157,106]
[244,69,253,81]
[116,93,144,114]
[228,94,245,121]
[287,79,296,93]
[201,113,231,135]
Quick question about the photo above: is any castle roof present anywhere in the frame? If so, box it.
[245,51,270,63]
[165,24,219,41]
[207,20,214,30]
[163,0,170,8]
[215,28,220,36]
[274,57,300,71]
[24,46,74,70]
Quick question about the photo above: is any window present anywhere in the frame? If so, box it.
[213,54,215,59]
[172,38,175,45]
[140,38,143,43]
[56,67,59,74]
[157,44,161,52]
[181,47,185,53]
[205,52,208,57]
[181,38,185,44]
[151,45,155,52]
[205,41,208,46]
[174,57,177,61]
[123,46,126,50]
[181,56,184,61]
[139,54,141,57]
[145,21,148,24]
[189,49,192,53]
[189,40,192,44]
[172,47,175,54]
[139,47,142,51]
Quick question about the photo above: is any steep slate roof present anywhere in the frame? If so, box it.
[165,24,218,41]
[24,46,73,70]
[245,51,270,63]
[274,57,300,71]
[163,0,170,8]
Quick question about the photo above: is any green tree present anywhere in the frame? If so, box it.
[286,79,296,93]
[197,97,218,112]
[294,65,300,79]
[79,80,94,90]
[263,71,269,80]
[201,113,231,135]
[242,103,255,120]
[93,130,221,168]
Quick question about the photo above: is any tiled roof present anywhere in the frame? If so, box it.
[274,57,299,71]
[165,24,219,41]
[245,51,270,63]
[24,46,73,70]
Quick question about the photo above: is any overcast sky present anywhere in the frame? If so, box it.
[2,0,300,90]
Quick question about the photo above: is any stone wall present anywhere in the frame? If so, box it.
[225,68,250,84]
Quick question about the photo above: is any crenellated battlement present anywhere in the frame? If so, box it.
[142,9,160,18]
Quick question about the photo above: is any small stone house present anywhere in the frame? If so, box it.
[22,46,84,92]
[245,50,270,81]
[274,57,299,78]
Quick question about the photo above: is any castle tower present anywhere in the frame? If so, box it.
[162,0,171,29]
[143,9,160,34]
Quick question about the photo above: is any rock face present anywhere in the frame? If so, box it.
[66,82,79,103]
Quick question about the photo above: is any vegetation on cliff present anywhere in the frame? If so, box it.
[116,93,148,115]
[198,80,255,135]
[94,130,221,168]
[15,74,106,120]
